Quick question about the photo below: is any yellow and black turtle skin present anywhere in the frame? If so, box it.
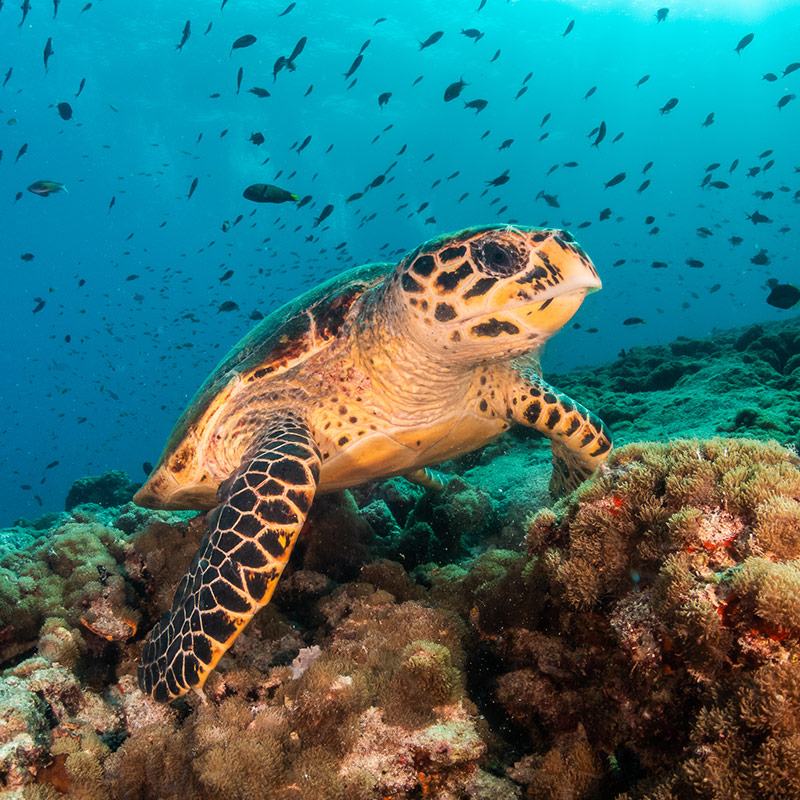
[134,224,612,702]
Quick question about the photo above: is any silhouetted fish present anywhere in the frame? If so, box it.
[766,281,800,309]
[176,20,191,51]
[243,184,298,203]
[419,31,444,50]
[230,34,257,57]
[735,33,754,54]
[57,102,73,120]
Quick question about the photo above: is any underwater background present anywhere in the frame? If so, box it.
[1,0,799,525]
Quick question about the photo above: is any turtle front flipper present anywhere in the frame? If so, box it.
[138,415,321,702]
[504,372,612,496]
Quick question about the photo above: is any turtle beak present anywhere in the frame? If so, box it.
[133,466,180,509]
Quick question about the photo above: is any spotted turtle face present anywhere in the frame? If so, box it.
[394,225,601,359]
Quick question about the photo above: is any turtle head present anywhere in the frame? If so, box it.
[393,225,601,362]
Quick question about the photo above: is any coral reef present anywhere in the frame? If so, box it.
[3,316,800,798]
[64,472,141,512]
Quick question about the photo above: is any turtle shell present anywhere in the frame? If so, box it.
[161,262,393,458]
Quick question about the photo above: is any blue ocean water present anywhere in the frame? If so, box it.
[1,0,798,525]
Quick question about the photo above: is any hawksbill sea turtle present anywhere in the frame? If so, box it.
[134,224,612,701]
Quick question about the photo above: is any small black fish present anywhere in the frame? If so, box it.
[378,91,391,107]
[515,86,528,100]
[44,37,54,73]
[28,180,68,196]
[444,78,467,102]
[735,33,754,54]
[686,258,704,268]
[777,94,796,110]
[486,169,510,187]
[766,282,800,309]
[3,67,12,87]
[314,203,334,227]
[75,77,86,97]
[604,172,626,189]
[419,31,444,50]
[701,112,714,127]
[218,301,239,313]
[296,135,312,153]
[659,97,679,114]
[249,132,265,145]
[45,460,59,470]
[53,0,59,18]
[176,20,191,51]
[562,19,575,37]
[498,138,514,151]
[655,7,668,22]
[20,253,34,261]
[461,28,484,43]
[237,67,243,93]
[33,297,46,314]
[464,98,488,113]
[747,210,772,225]
[343,54,362,79]
[637,179,650,193]
[19,0,30,26]
[230,34,257,57]
[623,317,645,325]
[783,62,800,77]
[288,36,307,65]
[750,250,769,266]
[584,85,597,100]
[490,49,500,63]
[57,102,73,120]
[592,120,606,147]
[278,2,295,15]
[709,181,729,189]
[219,269,234,282]
[762,72,778,82]
[635,74,650,88]
[249,86,270,98]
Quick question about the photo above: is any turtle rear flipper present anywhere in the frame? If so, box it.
[138,415,321,702]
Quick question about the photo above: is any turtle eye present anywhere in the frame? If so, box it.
[472,238,524,276]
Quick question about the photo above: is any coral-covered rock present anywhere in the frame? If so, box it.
[65,470,141,511]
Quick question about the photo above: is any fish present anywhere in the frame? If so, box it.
[249,87,270,98]
[584,86,597,100]
[230,34,257,57]
[16,143,28,162]
[750,250,769,265]
[108,196,115,213]
[592,120,606,148]
[57,102,73,120]
[701,112,714,127]
[783,63,800,77]
[763,73,778,82]
[686,259,704,268]
[735,33,754,54]
[709,181,729,189]
[604,172,626,189]
[28,180,67,196]
[219,269,234,282]
[461,28,484,43]
[659,97,679,114]
[205,22,212,34]
[515,86,528,100]
[187,178,199,199]
[729,236,743,246]
[729,159,739,172]
[498,139,514,151]
[3,67,12,87]
[44,38,54,73]
[637,180,650,193]
[623,317,646,325]
[419,31,444,50]
[766,281,800,309]
[75,77,86,97]
[249,132,265,145]
[19,0,30,26]
[243,184,298,203]
[288,36,307,67]
[314,204,334,227]
[343,54,362,79]
[218,301,239,313]
[655,7,669,22]
[20,253,35,261]
[278,2,295,15]
[777,94,796,110]
[360,40,371,55]
[32,298,46,314]
[237,67,243,94]
[296,135,311,153]
[612,132,624,143]
[486,169,510,186]
[562,19,575,37]
[477,0,486,8]
[635,74,650,88]
[464,98,488,113]
[176,20,191,51]
[747,210,772,225]
[374,16,387,24]
[444,78,468,102]
[378,92,391,107]
[45,460,59,470]
[491,49,500,62]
